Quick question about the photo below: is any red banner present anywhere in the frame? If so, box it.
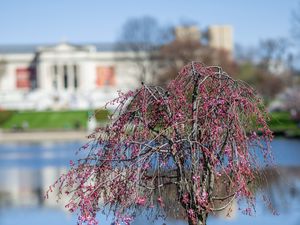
[16,68,34,89]
[96,66,116,87]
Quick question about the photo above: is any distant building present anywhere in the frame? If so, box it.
[0,43,144,110]
[208,25,233,55]
[174,25,234,58]
[174,26,201,42]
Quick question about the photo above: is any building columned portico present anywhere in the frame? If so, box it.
[50,64,79,91]
[0,43,143,110]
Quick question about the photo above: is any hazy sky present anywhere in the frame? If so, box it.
[0,0,299,47]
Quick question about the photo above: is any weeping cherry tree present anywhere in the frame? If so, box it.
[47,62,273,225]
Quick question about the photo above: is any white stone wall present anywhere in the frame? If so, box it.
[0,54,33,92]
[0,43,145,110]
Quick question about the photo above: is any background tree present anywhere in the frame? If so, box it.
[258,38,294,83]
[278,87,300,120]
[290,1,300,84]
[258,38,289,72]
[0,59,7,84]
[232,38,290,102]
[237,62,285,101]
[291,1,300,42]
[117,16,171,83]
[117,17,237,87]
[48,62,273,225]
[156,24,237,85]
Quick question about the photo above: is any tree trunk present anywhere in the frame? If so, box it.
[188,219,206,225]
[187,216,207,225]
[197,221,205,225]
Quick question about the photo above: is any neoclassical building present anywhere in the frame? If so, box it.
[0,42,145,110]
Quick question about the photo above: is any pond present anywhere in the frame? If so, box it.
[0,139,300,225]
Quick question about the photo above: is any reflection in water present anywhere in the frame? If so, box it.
[259,167,300,214]
[0,166,68,208]
[0,141,82,210]
[0,139,300,225]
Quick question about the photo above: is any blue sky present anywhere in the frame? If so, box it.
[0,0,299,47]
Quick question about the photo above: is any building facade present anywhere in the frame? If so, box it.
[208,25,233,54]
[0,43,143,110]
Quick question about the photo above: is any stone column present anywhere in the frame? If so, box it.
[74,64,79,90]
[68,64,74,91]
[57,64,63,91]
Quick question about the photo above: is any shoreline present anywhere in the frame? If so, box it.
[0,130,299,144]
[0,130,89,143]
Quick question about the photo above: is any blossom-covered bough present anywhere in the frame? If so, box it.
[47,62,273,225]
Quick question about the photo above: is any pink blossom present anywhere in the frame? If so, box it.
[135,196,146,206]
[69,160,75,167]
[157,196,164,207]
[182,193,189,204]
[122,216,133,225]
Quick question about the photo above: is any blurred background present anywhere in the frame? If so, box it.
[0,0,300,224]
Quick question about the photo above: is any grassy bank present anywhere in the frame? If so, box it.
[268,111,300,138]
[0,110,109,131]
[0,110,299,137]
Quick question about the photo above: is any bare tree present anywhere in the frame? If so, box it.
[158,39,237,86]
[237,62,285,100]
[290,1,300,83]
[291,1,300,41]
[0,59,7,87]
[234,44,256,63]
[117,16,171,83]
[258,38,290,74]
[279,87,300,120]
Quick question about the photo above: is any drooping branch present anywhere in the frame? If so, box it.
[48,62,273,225]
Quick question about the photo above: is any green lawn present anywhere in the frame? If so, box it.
[268,111,297,130]
[0,110,88,130]
[268,111,300,137]
[0,110,299,136]
[0,110,109,131]
[0,110,16,125]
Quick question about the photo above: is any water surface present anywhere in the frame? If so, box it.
[0,139,299,225]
